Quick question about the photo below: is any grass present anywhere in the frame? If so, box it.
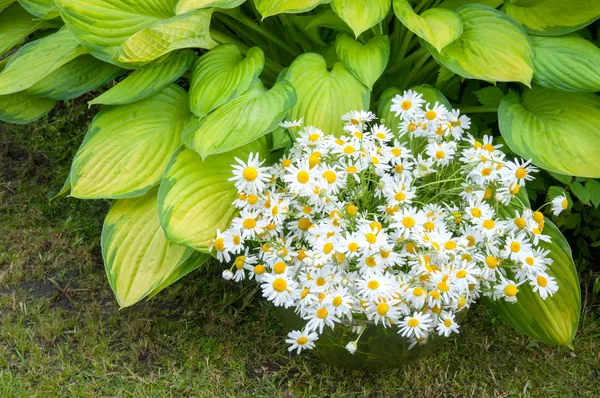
[1,100,599,397]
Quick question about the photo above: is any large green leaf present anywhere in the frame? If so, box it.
[27,55,123,100]
[504,0,600,36]
[335,33,390,90]
[284,53,370,137]
[424,5,533,86]
[438,0,503,9]
[17,0,58,19]
[147,251,211,298]
[0,29,87,95]
[158,138,271,251]
[0,91,56,124]
[189,44,264,118]
[0,3,55,56]
[498,87,600,178]
[0,0,16,13]
[117,9,216,65]
[175,0,245,14]
[182,79,296,158]
[377,87,403,138]
[254,0,330,18]
[89,50,195,106]
[101,188,195,308]
[55,0,177,63]
[70,85,191,199]
[485,220,580,347]
[393,0,463,52]
[331,0,391,38]
[531,35,600,93]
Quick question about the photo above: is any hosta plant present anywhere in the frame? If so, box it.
[1,0,595,352]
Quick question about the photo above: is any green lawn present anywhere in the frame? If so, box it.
[1,101,599,397]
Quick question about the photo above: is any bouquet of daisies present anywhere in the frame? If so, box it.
[212,90,563,355]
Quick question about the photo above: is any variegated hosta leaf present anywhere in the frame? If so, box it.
[0,29,87,95]
[0,91,56,124]
[437,0,502,9]
[147,251,211,298]
[55,0,177,63]
[89,50,195,106]
[284,53,370,137]
[504,0,600,36]
[17,0,58,19]
[531,35,600,93]
[70,85,191,199]
[182,79,296,159]
[254,0,330,18]
[393,0,463,52]
[101,188,196,308]
[498,87,600,178]
[485,220,580,347]
[175,0,245,14]
[117,9,216,65]
[331,0,391,38]
[27,55,123,101]
[424,5,533,86]
[335,33,390,90]
[189,44,264,118]
[158,138,271,251]
[0,3,56,56]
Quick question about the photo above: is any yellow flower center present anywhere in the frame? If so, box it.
[273,278,287,292]
[348,242,359,252]
[483,143,494,152]
[537,275,548,287]
[425,110,436,120]
[444,241,457,250]
[296,336,308,345]
[395,192,406,201]
[510,241,521,252]
[309,133,320,142]
[413,287,424,297]
[323,242,334,254]
[456,270,467,278]
[281,159,292,168]
[471,208,482,218]
[377,303,389,315]
[344,146,355,154]
[316,277,326,286]
[254,264,265,275]
[485,256,498,269]
[323,170,337,184]
[332,296,343,307]
[347,204,357,216]
[380,249,390,259]
[562,199,568,209]
[368,280,380,290]
[298,218,312,231]
[481,168,492,176]
[504,284,518,297]
[435,150,445,159]
[482,219,495,230]
[365,233,377,244]
[514,217,526,229]
[423,221,435,231]
[407,318,420,327]
[515,167,527,179]
[273,262,286,274]
[533,211,544,223]
[214,238,225,251]
[365,257,377,267]
[316,308,328,319]
[402,216,415,228]
[346,165,357,173]
[243,218,256,229]
[437,282,449,292]
[243,167,258,181]
[401,100,412,110]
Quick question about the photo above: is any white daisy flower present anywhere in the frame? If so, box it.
[285,330,318,354]
[229,153,271,194]
[551,194,569,216]
[398,312,432,339]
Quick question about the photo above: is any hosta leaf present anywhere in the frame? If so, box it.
[70,85,191,199]
[189,44,264,118]
[0,0,16,13]
[0,91,55,124]
[531,35,600,93]
[377,87,403,138]
[0,3,55,56]
[393,0,463,52]
[438,0,502,9]
[335,33,390,90]
[254,0,330,18]
[423,5,534,86]
[305,8,353,36]
[284,53,370,137]
[17,0,58,19]
[0,29,87,95]
[175,0,245,14]
[331,0,391,38]
[117,9,216,65]
[101,188,195,308]
[147,251,211,298]
[412,84,452,109]
[27,55,123,100]
[55,0,177,63]
[182,79,296,158]
[158,139,271,251]
[504,0,600,36]
[89,50,195,106]
[498,87,600,178]
[485,220,580,347]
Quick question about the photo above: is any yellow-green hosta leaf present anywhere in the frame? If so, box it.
[423,5,533,86]
[331,0,391,38]
[1,0,16,13]
[89,50,195,106]
[412,84,452,109]
[17,0,58,19]
[0,91,56,124]
[438,0,502,9]
[70,85,191,199]
[498,87,600,178]
[175,0,245,14]
[485,220,580,347]
[284,53,370,137]
[0,3,56,56]
[158,139,271,251]
[102,188,195,308]
[147,251,211,298]
[117,9,216,65]
[505,0,600,36]
[335,33,390,90]
[531,35,600,93]
[254,0,330,18]
[27,55,123,100]
[55,0,177,63]
[182,79,296,158]
[305,8,353,36]
[0,29,87,95]
[189,44,264,118]
[393,0,463,52]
